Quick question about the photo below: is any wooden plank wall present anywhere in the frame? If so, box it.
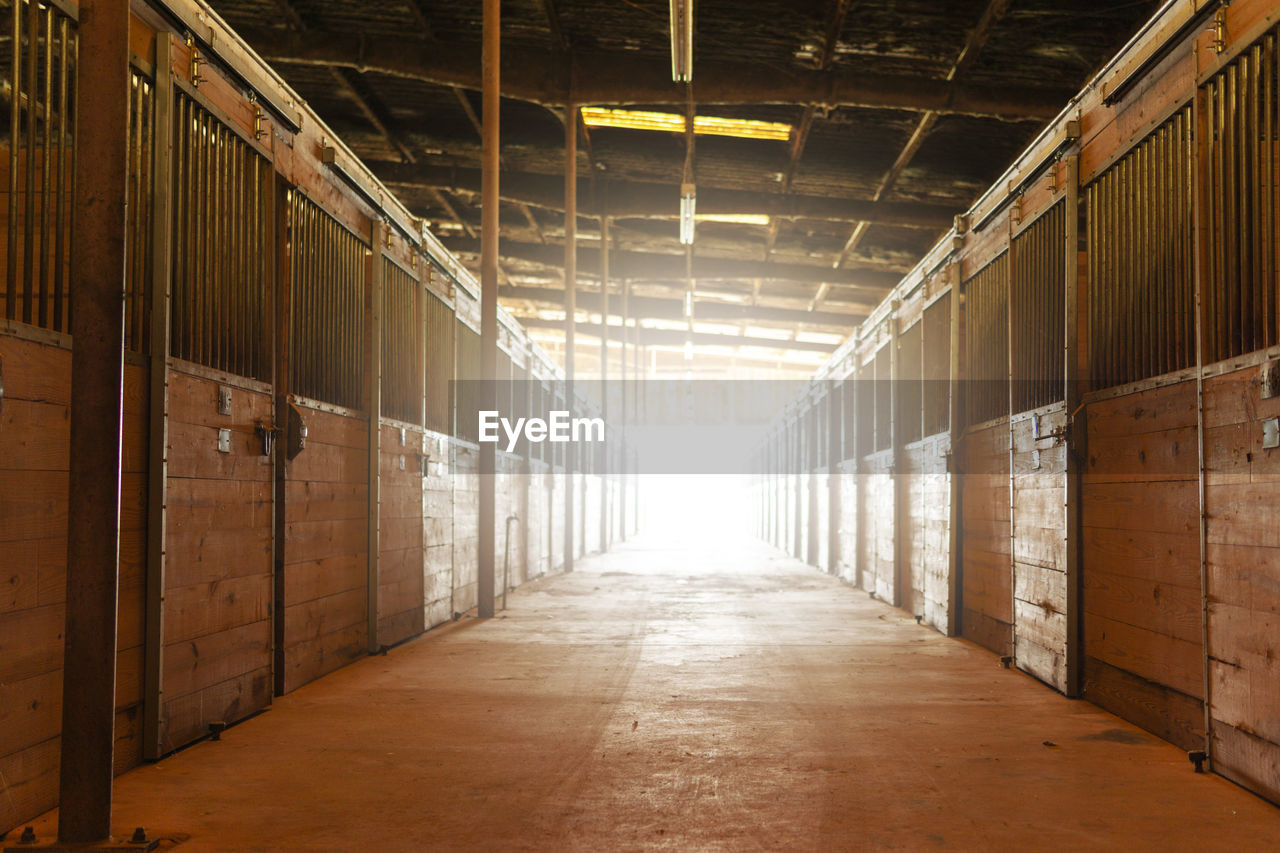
[281,404,369,693]
[861,452,896,602]
[549,472,564,572]
[812,471,829,570]
[835,460,858,586]
[1011,407,1069,690]
[1203,365,1280,801]
[422,432,454,628]
[450,441,479,613]
[960,422,1013,655]
[0,337,147,829]
[377,423,425,647]
[525,462,548,580]
[162,369,274,748]
[585,474,601,556]
[1082,381,1203,750]
[903,434,951,627]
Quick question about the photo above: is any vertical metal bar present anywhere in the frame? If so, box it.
[143,35,173,761]
[564,100,576,573]
[22,0,37,323]
[7,0,21,319]
[57,0,129,841]
[599,211,609,553]
[478,0,499,612]
[52,14,67,331]
[38,4,52,328]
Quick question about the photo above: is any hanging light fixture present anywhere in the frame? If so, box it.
[670,0,693,82]
[679,182,696,245]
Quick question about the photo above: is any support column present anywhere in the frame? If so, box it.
[478,0,499,617]
[619,276,628,542]
[599,212,609,552]
[564,103,577,572]
[368,223,384,645]
[58,0,129,842]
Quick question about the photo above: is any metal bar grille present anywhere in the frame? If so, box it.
[1,0,78,335]
[454,319,481,441]
[288,190,366,407]
[873,344,891,452]
[922,291,951,437]
[379,257,421,424]
[855,361,873,457]
[1086,107,1193,387]
[1011,201,1065,413]
[172,91,270,376]
[963,253,1009,426]
[125,71,153,354]
[899,321,923,444]
[423,284,453,434]
[1203,31,1280,363]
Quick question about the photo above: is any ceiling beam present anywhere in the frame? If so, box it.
[239,28,1073,120]
[446,237,901,292]
[498,284,866,327]
[517,316,840,353]
[823,0,1013,309]
[376,162,956,229]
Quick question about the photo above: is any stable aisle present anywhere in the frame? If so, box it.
[21,535,1280,851]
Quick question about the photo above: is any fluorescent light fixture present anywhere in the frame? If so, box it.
[695,213,771,226]
[684,291,694,319]
[670,0,693,82]
[679,183,696,245]
[579,108,792,142]
[684,339,694,360]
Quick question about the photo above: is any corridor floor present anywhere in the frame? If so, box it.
[22,536,1280,851]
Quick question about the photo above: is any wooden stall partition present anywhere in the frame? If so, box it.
[835,371,859,586]
[959,250,1012,656]
[1008,193,1071,691]
[422,282,455,628]
[1193,3,1280,802]
[1202,365,1280,804]
[1081,381,1203,748]
[377,419,425,647]
[278,188,371,693]
[422,431,454,628]
[0,335,150,829]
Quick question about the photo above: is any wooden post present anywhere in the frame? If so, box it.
[1063,154,1082,696]
[58,0,130,841]
[947,261,963,637]
[478,0,499,616]
[564,103,577,572]
[619,276,628,543]
[368,223,384,644]
[143,34,175,762]
[889,313,901,608]
[599,212,609,552]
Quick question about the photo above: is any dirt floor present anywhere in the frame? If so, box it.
[16,535,1280,850]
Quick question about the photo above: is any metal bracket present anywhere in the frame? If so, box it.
[217,428,231,454]
[1263,417,1279,451]
[1210,7,1228,54]
[217,385,232,416]
[256,421,277,457]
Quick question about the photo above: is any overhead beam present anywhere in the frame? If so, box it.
[445,236,901,292]
[497,284,866,327]
[238,28,1073,119]
[377,162,955,229]
[518,316,840,353]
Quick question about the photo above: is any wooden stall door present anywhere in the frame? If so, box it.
[959,423,1013,655]
[1011,408,1069,690]
[1081,382,1203,750]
